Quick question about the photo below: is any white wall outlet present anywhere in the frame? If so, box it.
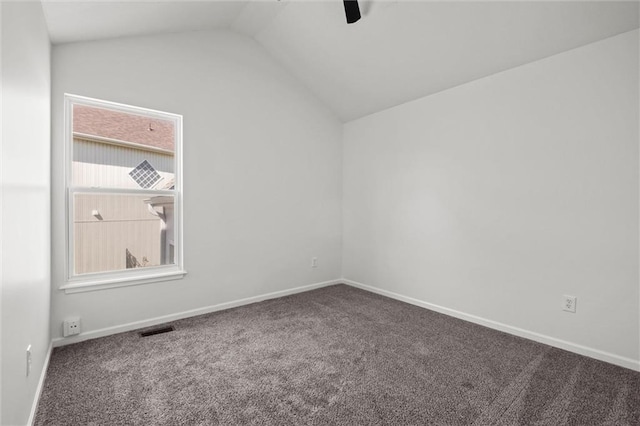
[311,257,318,268]
[562,295,577,313]
[63,317,81,337]
[26,345,32,377]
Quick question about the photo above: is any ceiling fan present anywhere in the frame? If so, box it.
[343,0,361,24]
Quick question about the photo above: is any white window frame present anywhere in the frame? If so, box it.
[60,94,186,293]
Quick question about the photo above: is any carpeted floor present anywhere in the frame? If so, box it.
[35,284,640,425]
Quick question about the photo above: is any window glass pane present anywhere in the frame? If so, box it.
[72,105,175,189]
[73,193,175,275]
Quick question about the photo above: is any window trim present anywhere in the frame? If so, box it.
[62,94,186,293]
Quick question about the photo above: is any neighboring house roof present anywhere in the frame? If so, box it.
[73,105,174,152]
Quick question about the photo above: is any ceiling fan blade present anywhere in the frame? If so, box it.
[343,0,361,24]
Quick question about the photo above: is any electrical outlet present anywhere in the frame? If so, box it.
[311,257,318,268]
[26,345,32,377]
[562,295,577,313]
[63,317,81,337]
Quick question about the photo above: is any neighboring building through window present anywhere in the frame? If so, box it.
[64,95,185,290]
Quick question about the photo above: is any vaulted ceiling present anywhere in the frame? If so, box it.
[41,1,639,122]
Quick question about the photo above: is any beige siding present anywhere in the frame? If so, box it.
[73,138,174,189]
[74,193,164,274]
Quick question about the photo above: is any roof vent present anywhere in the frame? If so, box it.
[129,159,161,189]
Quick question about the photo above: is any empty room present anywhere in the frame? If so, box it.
[1,0,639,424]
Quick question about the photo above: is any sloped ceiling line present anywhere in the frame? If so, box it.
[42,1,639,123]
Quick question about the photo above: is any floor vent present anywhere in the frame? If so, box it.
[139,325,175,337]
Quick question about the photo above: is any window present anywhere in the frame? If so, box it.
[62,94,185,292]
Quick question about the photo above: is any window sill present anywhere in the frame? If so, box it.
[60,269,187,294]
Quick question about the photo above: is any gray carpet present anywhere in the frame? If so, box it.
[35,284,640,425]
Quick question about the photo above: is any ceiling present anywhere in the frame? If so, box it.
[41,1,247,44]
[42,1,640,122]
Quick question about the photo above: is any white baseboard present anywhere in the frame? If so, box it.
[52,279,342,348]
[28,342,53,426]
[48,276,640,370]
[342,279,640,372]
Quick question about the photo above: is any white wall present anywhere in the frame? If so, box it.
[51,30,343,340]
[1,2,52,424]
[343,30,639,369]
